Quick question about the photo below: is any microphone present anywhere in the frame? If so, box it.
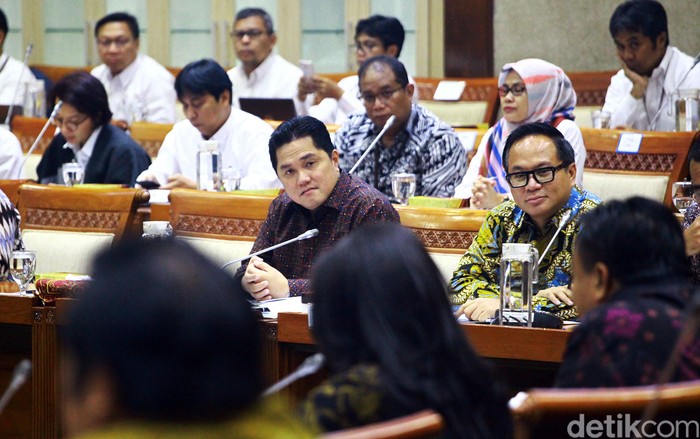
[221,228,319,270]
[16,100,63,179]
[263,353,325,396]
[537,210,572,265]
[0,359,32,416]
[4,43,34,126]
[349,115,396,174]
[648,51,700,131]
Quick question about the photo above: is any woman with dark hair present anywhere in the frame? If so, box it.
[300,223,512,438]
[36,71,150,186]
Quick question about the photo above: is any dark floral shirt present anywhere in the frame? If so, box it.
[555,282,700,387]
[234,171,399,296]
[683,202,700,284]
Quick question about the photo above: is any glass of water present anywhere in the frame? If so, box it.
[391,172,417,205]
[221,166,241,192]
[672,181,694,214]
[62,162,85,187]
[10,250,36,295]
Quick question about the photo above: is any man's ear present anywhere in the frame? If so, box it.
[591,262,611,305]
[386,44,399,58]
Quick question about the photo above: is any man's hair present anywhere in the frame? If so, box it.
[175,59,232,104]
[502,122,575,172]
[95,12,140,40]
[355,15,405,58]
[689,132,700,163]
[609,0,669,47]
[234,7,274,34]
[50,71,113,126]
[61,239,262,423]
[310,223,513,438]
[268,115,334,171]
[576,197,690,286]
[358,55,409,88]
[0,9,9,35]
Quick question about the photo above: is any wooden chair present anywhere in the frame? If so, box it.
[129,121,174,157]
[567,70,616,128]
[169,189,277,269]
[322,409,445,439]
[510,380,700,439]
[413,76,499,126]
[395,205,487,281]
[10,115,53,154]
[0,179,28,207]
[18,183,150,274]
[580,128,697,207]
[29,65,92,86]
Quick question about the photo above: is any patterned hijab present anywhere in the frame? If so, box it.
[480,58,577,193]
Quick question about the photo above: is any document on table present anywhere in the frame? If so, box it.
[251,296,308,318]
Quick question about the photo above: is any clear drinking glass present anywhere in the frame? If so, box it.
[672,181,694,214]
[391,173,417,205]
[221,166,241,192]
[62,162,85,187]
[10,250,36,295]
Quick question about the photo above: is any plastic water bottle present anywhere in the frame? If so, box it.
[197,140,220,191]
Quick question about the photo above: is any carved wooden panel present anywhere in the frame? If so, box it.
[175,214,264,238]
[408,228,478,251]
[585,151,677,172]
[24,208,120,229]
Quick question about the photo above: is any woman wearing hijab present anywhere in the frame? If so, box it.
[454,58,586,209]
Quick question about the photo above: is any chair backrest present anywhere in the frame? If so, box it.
[129,121,174,157]
[10,115,54,154]
[322,409,445,439]
[18,183,149,274]
[413,77,499,126]
[581,128,696,207]
[169,189,276,268]
[568,71,616,128]
[396,205,487,281]
[29,65,92,86]
[509,380,700,439]
[0,179,28,207]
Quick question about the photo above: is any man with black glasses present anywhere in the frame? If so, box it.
[227,8,302,109]
[450,123,601,321]
[334,55,465,198]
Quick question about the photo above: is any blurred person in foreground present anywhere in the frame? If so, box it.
[682,134,700,283]
[300,223,512,438]
[36,71,151,186]
[556,197,700,387]
[61,239,313,438]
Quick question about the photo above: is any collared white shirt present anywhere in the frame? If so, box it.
[0,53,35,106]
[138,107,281,190]
[227,53,303,110]
[603,46,700,131]
[0,125,23,179]
[91,54,176,123]
[64,126,103,169]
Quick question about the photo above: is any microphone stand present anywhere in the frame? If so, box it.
[0,359,32,416]
[221,229,319,270]
[349,115,396,174]
[4,43,34,127]
[263,353,325,396]
[16,100,63,179]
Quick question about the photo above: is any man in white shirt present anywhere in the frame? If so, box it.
[227,8,302,110]
[91,12,176,129]
[296,15,417,126]
[137,59,280,190]
[602,0,700,131]
[0,9,34,107]
[0,126,23,179]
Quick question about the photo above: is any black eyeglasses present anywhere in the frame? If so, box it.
[231,29,266,40]
[358,86,405,105]
[505,163,568,188]
[498,83,527,97]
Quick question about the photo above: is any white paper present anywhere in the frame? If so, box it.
[148,189,171,204]
[432,80,467,101]
[255,296,309,318]
[456,130,478,152]
[616,132,643,154]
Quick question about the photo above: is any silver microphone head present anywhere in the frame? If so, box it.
[12,359,31,386]
[558,210,572,229]
[298,229,319,240]
[383,115,396,130]
[50,100,63,119]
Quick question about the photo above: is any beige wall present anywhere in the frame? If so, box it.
[494,0,700,75]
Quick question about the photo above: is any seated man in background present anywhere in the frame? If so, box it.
[0,8,34,107]
[0,189,21,281]
[682,134,700,283]
[602,0,700,131]
[556,197,700,387]
[228,8,302,109]
[297,15,417,125]
[335,56,465,199]
[451,123,601,321]
[235,115,399,299]
[36,71,151,186]
[0,124,23,178]
[137,59,279,190]
[91,12,176,128]
[61,239,314,438]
